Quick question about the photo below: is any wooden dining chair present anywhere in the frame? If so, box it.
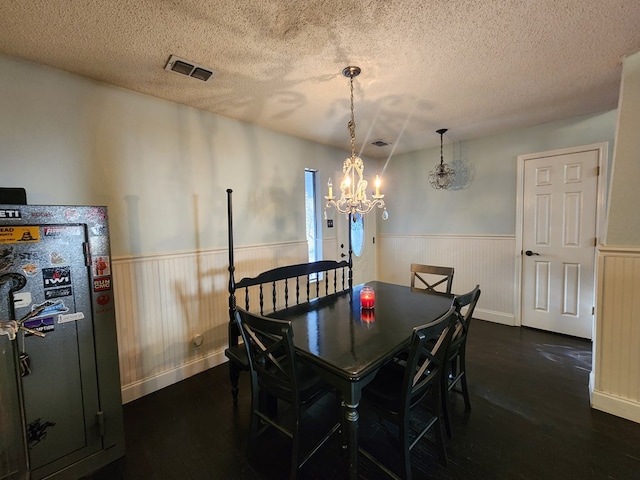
[410,263,455,294]
[235,308,341,480]
[359,304,457,479]
[442,285,481,438]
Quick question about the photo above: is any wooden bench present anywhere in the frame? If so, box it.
[224,189,352,403]
[225,260,351,402]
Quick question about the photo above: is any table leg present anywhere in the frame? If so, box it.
[344,400,359,480]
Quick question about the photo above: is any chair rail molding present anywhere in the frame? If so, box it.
[112,240,309,403]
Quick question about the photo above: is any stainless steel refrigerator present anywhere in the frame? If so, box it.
[0,204,124,480]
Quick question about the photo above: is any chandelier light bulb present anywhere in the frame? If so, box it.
[374,175,381,197]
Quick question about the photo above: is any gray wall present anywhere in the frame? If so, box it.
[378,111,617,236]
[1,54,619,252]
[0,55,344,257]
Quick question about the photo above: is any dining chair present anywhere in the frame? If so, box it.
[442,285,481,438]
[359,304,457,479]
[410,263,455,294]
[235,308,341,480]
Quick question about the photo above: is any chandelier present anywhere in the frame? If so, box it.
[428,128,455,190]
[325,66,388,219]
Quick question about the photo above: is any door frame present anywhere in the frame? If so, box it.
[514,142,609,328]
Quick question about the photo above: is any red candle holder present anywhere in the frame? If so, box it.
[360,286,375,309]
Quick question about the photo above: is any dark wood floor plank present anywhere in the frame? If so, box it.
[84,320,640,480]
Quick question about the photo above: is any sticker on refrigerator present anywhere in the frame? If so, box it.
[92,256,110,276]
[0,226,40,244]
[43,226,82,237]
[13,291,33,308]
[93,276,111,291]
[45,286,73,299]
[96,294,111,306]
[42,266,71,289]
[32,299,69,316]
[64,208,79,221]
[49,252,66,264]
[87,207,107,221]
[24,316,55,335]
[0,209,21,219]
[21,263,39,276]
[58,312,85,324]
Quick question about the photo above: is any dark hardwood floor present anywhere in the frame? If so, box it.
[85,320,640,479]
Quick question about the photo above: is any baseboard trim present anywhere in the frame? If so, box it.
[121,350,228,404]
[474,308,516,326]
[591,389,640,424]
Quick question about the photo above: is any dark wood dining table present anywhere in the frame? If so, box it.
[273,280,454,480]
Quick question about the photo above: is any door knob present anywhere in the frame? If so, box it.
[525,250,540,256]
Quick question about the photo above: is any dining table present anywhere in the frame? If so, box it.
[273,280,454,480]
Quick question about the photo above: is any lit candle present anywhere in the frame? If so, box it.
[327,178,333,198]
[374,175,381,197]
[360,286,375,309]
[343,175,351,198]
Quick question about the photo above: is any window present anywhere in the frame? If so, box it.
[304,169,322,265]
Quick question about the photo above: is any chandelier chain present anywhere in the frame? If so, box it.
[349,74,356,157]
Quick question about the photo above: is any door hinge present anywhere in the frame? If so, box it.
[592,306,595,315]
[596,166,600,176]
[97,411,105,436]
[84,242,92,267]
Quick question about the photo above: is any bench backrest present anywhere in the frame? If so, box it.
[234,260,350,316]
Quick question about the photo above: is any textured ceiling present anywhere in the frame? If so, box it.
[1,0,640,159]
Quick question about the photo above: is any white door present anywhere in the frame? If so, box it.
[520,147,600,339]
[335,211,377,286]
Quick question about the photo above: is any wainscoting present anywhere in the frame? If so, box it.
[112,240,312,403]
[110,235,518,403]
[377,234,516,325]
[592,246,640,423]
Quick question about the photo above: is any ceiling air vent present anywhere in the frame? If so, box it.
[371,139,391,147]
[164,55,215,82]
